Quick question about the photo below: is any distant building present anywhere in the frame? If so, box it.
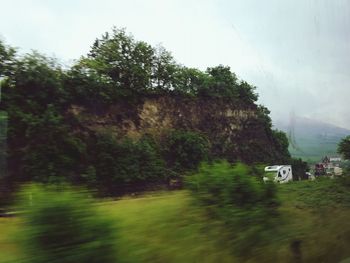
[330,157,342,162]
[322,155,342,169]
[320,155,343,176]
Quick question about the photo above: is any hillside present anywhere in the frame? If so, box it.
[275,116,350,162]
[70,95,287,165]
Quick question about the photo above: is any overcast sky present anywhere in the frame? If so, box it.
[1,0,349,128]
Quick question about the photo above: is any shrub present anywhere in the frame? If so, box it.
[186,161,279,257]
[338,135,350,160]
[162,130,209,172]
[291,158,309,180]
[17,184,117,263]
[92,133,165,194]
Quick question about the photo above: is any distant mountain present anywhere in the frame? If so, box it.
[274,117,350,163]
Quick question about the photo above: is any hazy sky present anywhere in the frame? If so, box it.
[1,0,349,128]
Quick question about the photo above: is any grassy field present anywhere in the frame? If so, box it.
[1,179,350,263]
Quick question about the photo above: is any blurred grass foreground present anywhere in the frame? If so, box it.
[13,185,117,263]
[1,163,350,262]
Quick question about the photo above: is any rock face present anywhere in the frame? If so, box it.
[70,95,282,163]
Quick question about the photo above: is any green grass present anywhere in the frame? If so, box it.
[0,217,21,263]
[1,179,350,262]
[277,178,350,263]
[101,191,235,263]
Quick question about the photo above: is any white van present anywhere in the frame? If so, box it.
[264,165,293,183]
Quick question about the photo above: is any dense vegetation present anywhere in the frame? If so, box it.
[0,28,293,196]
[1,26,349,263]
[161,130,209,172]
[2,176,350,263]
[17,185,117,263]
[186,161,280,257]
[338,136,350,160]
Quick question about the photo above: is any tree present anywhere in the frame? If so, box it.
[76,28,185,100]
[199,65,239,98]
[21,106,87,183]
[3,52,68,113]
[257,105,272,130]
[81,28,155,97]
[0,40,16,78]
[291,158,308,180]
[92,133,165,194]
[3,52,85,183]
[338,136,350,160]
[271,129,291,163]
[162,130,209,172]
[236,81,258,104]
[65,64,116,109]
[152,45,178,92]
[70,29,262,104]
[172,67,209,95]
[1,28,293,195]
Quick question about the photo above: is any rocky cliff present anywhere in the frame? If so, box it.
[69,95,286,164]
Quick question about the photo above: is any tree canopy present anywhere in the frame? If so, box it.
[338,136,350,160]
[71,28,258,103]
[0,29,291,195]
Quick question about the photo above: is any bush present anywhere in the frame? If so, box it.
[291,158,309,180]
[186,161,280,257]
[17,184,117,263]
[338,135,350,160]
[162,130,209,172]
[92,134,165,194]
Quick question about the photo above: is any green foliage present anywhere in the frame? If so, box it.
[291,158,309,180]
[338,135,350,160]
[4,183,350,263]
[92,133,165,194]
[196,65,258,102]
[172,67,209,95]
[257,105,272,129]
[17,184,117,263]
[199,65,238,98]
[227,105,291,164]
[186,161,279,208]
[0,40,16,79]
[76,29,259,104]
[236,81,258,104]
[152,45,178,91]
[2,28,291,195]
[79,28,177,97]
[186,161,279,256]
[21,106,87,182]
[3,52,85,183]
[162,130,209,172]
[4,52,68,112]
[271,129,291,163]
[65,64,116,108]
[279,176,350,207]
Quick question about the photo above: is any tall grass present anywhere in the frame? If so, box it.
[186,161,281,258]
[16,184,117,263]
[1,177,350,262]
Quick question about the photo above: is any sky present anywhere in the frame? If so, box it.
[1,0,349,129]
